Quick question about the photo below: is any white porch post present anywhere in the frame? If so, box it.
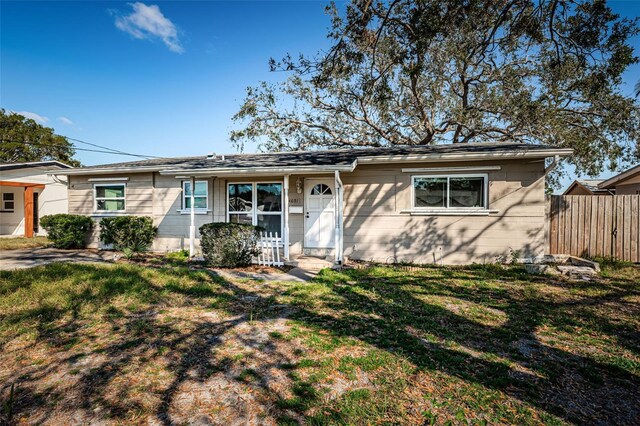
[283,174,290,261]
[189,176,196,258]
[334,170,344,264]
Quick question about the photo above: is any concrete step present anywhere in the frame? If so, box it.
[285,255,334,270]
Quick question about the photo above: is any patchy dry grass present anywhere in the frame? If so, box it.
[0,236,50,251]
[0,262,638,425]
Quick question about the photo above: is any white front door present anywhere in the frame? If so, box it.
[304,179,335,248]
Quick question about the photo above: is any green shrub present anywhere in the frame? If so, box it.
[99,216,157,254]
[199,222,262,268]
[39,214,93,249]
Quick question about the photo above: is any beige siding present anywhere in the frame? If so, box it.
[153,174,214,251]
[340,160,546,264]
[67,158,546,264]
[68,173,154,248]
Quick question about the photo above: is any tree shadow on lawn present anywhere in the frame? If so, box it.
[280,266,640,425]
[1,263,639,425]
[0,263,297,425]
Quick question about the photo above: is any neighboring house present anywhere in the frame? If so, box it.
[599,164,640,195]
[563,179,612,195]
[0,161,71,237]
[55,143,571,264]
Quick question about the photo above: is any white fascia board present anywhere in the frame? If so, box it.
[48,166,162,176]
[160,161,358,176]
[358,148,574,164]
[402,165,501,173]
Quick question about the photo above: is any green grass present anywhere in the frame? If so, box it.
[0,262,638,425]
[0,236,50,250]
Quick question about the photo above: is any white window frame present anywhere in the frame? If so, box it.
[227,182,283,239]
[2,192,15,212]
[94,183,126,212]
[182,180,209,212]
[411,174,488,211]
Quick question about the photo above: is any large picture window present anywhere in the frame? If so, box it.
[228,182,282,237]
[95,184,125,212]
[413,175,487,210]
[183,181,208,210]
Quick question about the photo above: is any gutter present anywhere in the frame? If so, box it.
[48,165,164,176]
[159,161,358,176]
[357,148,574,164]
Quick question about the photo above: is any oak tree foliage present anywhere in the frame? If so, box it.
[231,0,640,181]
[0,109,80,166]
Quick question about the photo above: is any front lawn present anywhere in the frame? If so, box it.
[0,262,638,425]
[0,236,50,250]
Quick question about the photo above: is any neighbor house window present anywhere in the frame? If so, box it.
[228,182,282,237]
[182,181,208,210]
[2,193,14,212]
[95,184,125,211]
[412,175,487,209]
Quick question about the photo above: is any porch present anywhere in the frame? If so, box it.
[167,167,350,266]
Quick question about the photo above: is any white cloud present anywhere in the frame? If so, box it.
[113,3,184,53]
[15,111,49,124]
[58,116,74,125]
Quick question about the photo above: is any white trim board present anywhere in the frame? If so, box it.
[402,166,501,173]
[88,177,130,182]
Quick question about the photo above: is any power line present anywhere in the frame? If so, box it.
[2,139,161,159]
[65,136,153,158]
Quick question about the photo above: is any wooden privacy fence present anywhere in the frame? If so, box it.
[547,195,640,263]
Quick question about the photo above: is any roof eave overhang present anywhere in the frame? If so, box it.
[48,166,163,176]
[1,160,72,172]
[598,165,640,189]
[357,148,574,164]
[159,161,358,177]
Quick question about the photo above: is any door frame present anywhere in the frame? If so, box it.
[304,178,336,249]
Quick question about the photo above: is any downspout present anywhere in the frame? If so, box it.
[544,155,559,176]
[334,170,344,265]
[189,176,196,258]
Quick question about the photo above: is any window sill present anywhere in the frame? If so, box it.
[177,209,211,215]
[401,209,498,216]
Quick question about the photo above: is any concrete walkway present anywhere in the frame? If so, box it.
[211,267,318,283]
[0,248,112,270]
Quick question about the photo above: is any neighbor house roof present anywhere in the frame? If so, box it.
[598,164,640,189]
[0,160,72,172]
[563,179,612,195]
[54,142,573,176]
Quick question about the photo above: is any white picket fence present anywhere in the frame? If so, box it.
[256,231,283,266]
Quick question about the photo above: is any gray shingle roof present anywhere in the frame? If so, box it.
[69,142,568,172]
[0,161,72,171]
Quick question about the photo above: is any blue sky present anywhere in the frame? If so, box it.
[1,1,639,191]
